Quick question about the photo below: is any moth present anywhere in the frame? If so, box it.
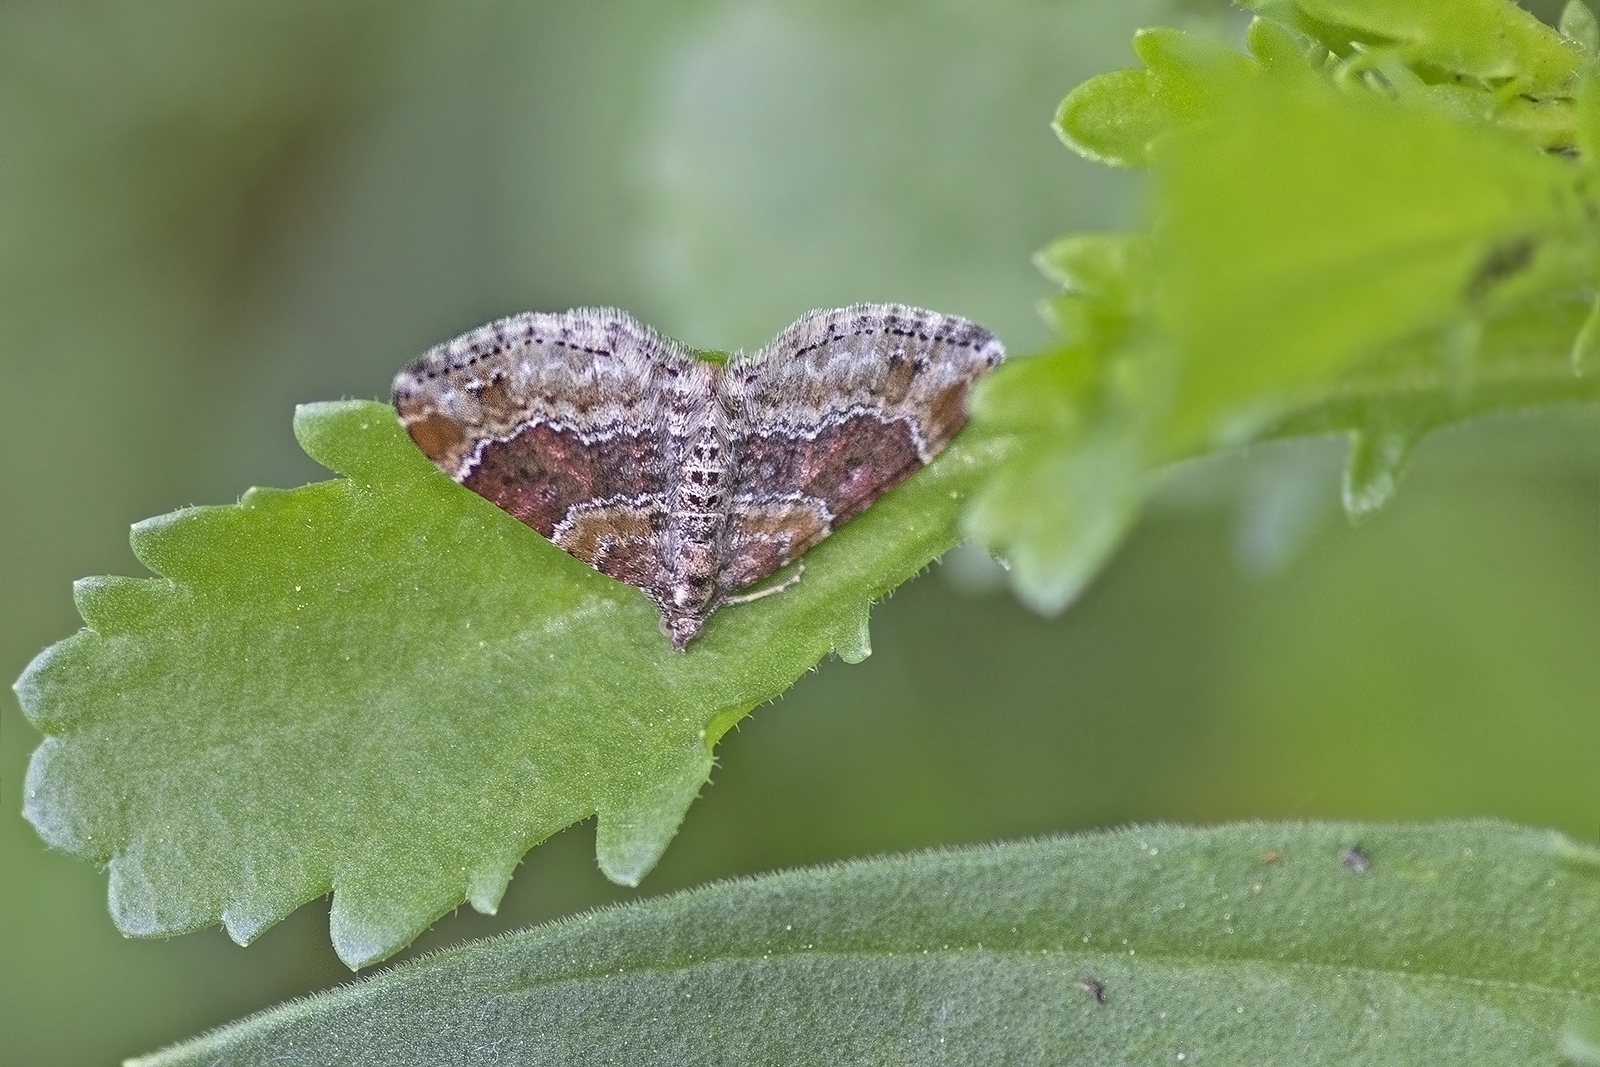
[392,304,1003,649]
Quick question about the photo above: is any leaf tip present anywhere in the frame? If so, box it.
[327,895,422,971]
[21,736,95,854]
[965,436,1143,616]
[1008,564,1094,617]
[831,609,873,664]
[1562,1011,1600,1067]
[1562,1,1600,57]
[222,898,301,948]
[107,855,174,938]
[1550,830,1600,877]
[595,758,712,887]
[594,830,651,888]
[1341,426,1420,522]
[466,856,519,915]
[291,398,402,480]
[12,642,54,719]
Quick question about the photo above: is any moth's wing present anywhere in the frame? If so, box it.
[392,307,711,589]
[717,304,1004,592]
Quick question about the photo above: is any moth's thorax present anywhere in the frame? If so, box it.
[672,405,733,519]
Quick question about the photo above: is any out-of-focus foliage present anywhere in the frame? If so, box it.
[971,0,1600,612]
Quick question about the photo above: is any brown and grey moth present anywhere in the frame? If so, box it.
[392,304,1004,649]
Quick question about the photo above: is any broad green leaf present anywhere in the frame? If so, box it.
[15,399,1000,968]
[130,821,1600,1066]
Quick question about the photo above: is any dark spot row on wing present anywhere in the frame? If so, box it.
[789,323,992,363]
[410,334,618,381]
[407,310,994,385]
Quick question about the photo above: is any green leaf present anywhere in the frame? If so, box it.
[129,821,1600,1066]
[1563,1,1600,58]
[1032,232,1149,353]
[1055,28,1258,168]
[1242,0,1586,94]
[1260,292,1600,518]
[963,416,1144,614]
[966,234,1168,613]
[15,399,995,968]
[1568,1014,1600,1067]
[974,17,1600,610]
[1155,53,1591,449]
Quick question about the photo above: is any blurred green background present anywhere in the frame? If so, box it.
[2,1,1594,1063]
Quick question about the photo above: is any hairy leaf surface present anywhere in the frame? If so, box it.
[133,821,1600,1066]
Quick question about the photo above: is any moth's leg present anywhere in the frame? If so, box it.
[722,562,806,606]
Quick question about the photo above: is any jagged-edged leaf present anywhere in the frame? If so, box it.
[970,286,1600,616]
[131,821,1600,1066]
[1062,2,1590,165]
[1242,0,1590,152]
[15,399,999,968]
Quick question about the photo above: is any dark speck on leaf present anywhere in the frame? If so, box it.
[1464,236,1535,302]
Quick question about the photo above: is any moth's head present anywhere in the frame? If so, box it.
[660,611,707,652]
